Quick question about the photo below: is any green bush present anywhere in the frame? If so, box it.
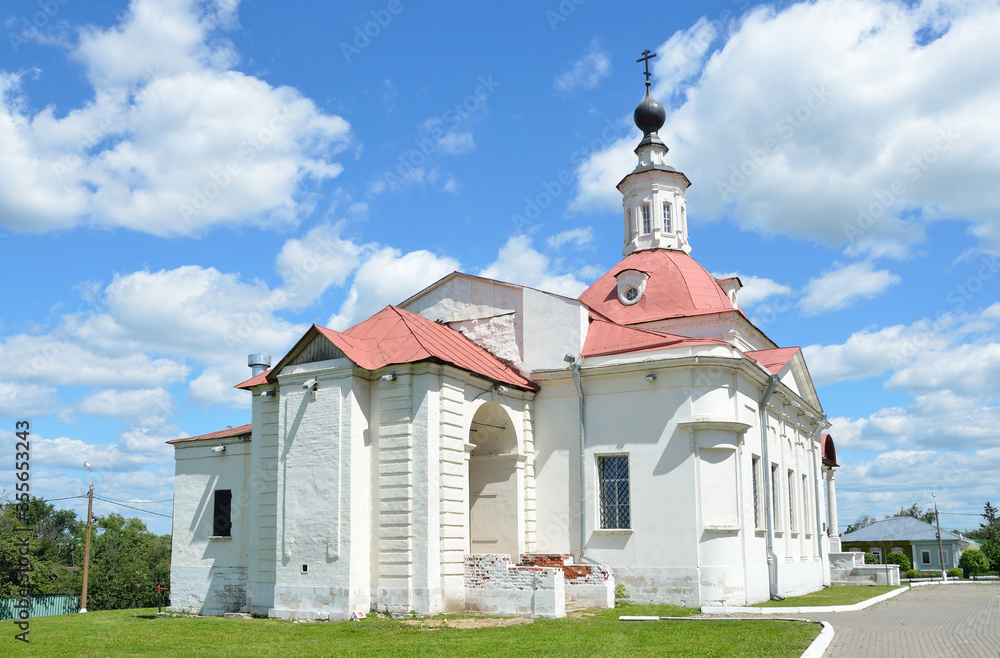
[886,552,911,571]
[959,550,991,578]
[864,552,879,564]
[905,569,922,578]
[948,568,963,578]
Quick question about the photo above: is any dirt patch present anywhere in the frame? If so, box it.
[401,616,534,629]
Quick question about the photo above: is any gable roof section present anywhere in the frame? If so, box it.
[238,306,536,391]
[744,346,823,412]
[168,423,252,445]
[582,319,728,357]
[744,347,800,377]
[840,516,966,543]
[578,249,735,325]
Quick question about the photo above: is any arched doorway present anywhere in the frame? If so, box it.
[468,402,520,559]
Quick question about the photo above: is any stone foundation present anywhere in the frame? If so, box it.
[518,554,614,609]
[464,554,566,618]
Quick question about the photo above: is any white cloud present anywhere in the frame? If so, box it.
[2,333,189,388]
[188,364,249,408]
[713,272,793,308]
[479,235,588,298]
[799,261,900,315]
[327,247,460,330]
[546,227,594,250]
[0,0,352,237]
[75,388,173,426]
[0,382,57,417]
[807,306,1000,459]
[650,17,718,99]
[567,0,1000,255]
[275,223,362,309]
[9,425,181,473]
[555,40,612,93]
[437,131,475,155]
[835,447,1000,532]
[99,266,306,357]
[443,177,460,193]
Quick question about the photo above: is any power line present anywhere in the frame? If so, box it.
[93,495,173,519]
[96,496,172,505]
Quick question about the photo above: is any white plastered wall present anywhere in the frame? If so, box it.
[169,437,251,615]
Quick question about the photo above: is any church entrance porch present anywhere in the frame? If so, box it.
[468,403,521,558]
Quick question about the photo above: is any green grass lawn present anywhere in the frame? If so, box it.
[756,584,903,607]
[1,605,819,657]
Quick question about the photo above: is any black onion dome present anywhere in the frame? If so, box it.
[633,90,666,136]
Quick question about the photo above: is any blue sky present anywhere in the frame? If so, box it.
[1,0,997,536]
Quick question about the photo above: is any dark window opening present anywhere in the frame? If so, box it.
[598,455,630,529]
[213,489,232,537]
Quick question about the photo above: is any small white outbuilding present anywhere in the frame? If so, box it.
[169,81,842,620]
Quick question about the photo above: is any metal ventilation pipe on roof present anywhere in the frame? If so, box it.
[248,353,271,377]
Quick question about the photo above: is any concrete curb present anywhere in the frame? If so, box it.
[801,621,834,658]
[619,615,833,658]
[908,578,1000,587]
[700,585,909,615]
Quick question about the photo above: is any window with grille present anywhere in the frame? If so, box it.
[788,470,797,532]
[802,474,810,532]
[641,205,651,234]
[598,455,630,529]
[662,203,672,233]
[213,489,232,537]
[752,456,762,529]
[771,464,780,530]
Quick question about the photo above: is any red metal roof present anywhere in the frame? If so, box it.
[168,423,252,444]
[582,319,728,358]
[239,306,537,391]
[578,249,735,325]
[821,433,838,467]
[234,370,269,390]
[744,347,800,375]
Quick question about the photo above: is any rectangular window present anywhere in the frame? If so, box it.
[641,205,651,234]
[788,470,796,532]
[802,474,810,533]
[771,464,780,530]
[921,550,931,565]
[870,547,882,563]
[751,456,762,529]
[213,489,232,537]
[662,202,672,233]
[598,455,630,529]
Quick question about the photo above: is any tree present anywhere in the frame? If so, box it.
[0,495,170,609]
[886,551,911,572]
[87,514,171,611]
[844,515,877,535]
[889,503,936,525]
[0,494,84,597]
[983,502,998,526]
[981,541,1000,573]
[959,550,991,579]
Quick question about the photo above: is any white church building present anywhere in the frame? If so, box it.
[168,72,842,620]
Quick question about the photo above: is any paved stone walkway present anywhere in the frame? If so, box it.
[796,583,1000,657]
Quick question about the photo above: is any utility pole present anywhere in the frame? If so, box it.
[933,493,947,582]
[80,462,94,613]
